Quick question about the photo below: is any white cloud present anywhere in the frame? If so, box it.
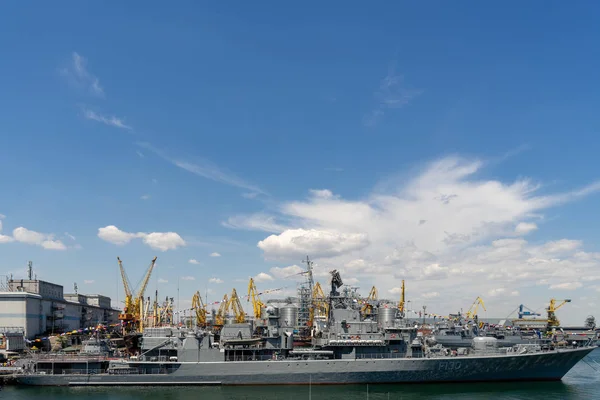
[97,225,186,251]
[422,292,440,299]
[258,228,369,260]
[97,225,143,245]
[541,239,582,254]
[41,240,67,251]
[223,213,287,233]
[181,276,195,281]
[143,232,186,251]
[141,194,150,200]
[138,142,266,195]
[188,259,200,265]
[209,277,224,284]
[246,155,600,325]
[515,222,538,235]
[61,52,104,96]
[210,252,221,257]
[64,232,76,241]
[158,278,168,284]
[270,265,305,279]
[254,272,274,282]
[363,65,421,127]
[549,282,582,290]
[83,109,132,130]
[10,227,66,250]
[0,219,14,243]
[389,287,403,295]
[488,288,506,297]
[84,280,95,284]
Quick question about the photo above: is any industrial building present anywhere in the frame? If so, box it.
[0,270,120,339]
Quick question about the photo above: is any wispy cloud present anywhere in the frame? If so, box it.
[61,52,105,97]
[363,64,421,127]
[210,252,221,257]
[83,109,132,130]
[140,194,150,200]
[137,142,266,194]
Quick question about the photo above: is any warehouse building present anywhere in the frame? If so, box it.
[0,277,119,339]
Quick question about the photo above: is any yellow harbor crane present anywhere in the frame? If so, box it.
[214,294,229,326]
[192,291,208,327]
[247,278,265,320]
[465,296,486,320]
[398,280,406,316]
[117,256,158,332]
[547,298,571,327]
[361,286,378,316]
[312,282,329,320]
[228,288,246,323]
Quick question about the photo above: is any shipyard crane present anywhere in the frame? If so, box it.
[116,256,158,333]
[117,257,134,323]
[247,278,265,320]
[547,299,571,327]
[214,294,229,326]
[312,282,329,320]
[192,291,208,327]
[518,304,541,319]
[361,286,378,317]
[228,288,246,323]
[465,296,486,320]
[398,280,406,316]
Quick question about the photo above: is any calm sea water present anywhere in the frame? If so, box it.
[3,349,600,400]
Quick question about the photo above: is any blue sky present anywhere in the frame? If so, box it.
[1,2,599,324]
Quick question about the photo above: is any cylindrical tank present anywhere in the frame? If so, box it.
[472,336,498,350]
[278,306,298,327]
[377,306,396,328]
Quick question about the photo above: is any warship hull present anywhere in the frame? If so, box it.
[15,346,594,386]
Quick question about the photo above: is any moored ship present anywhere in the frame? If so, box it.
[14,270,597,386]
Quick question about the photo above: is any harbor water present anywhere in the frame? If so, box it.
[3,348,600,400]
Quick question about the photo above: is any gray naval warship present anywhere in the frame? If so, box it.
[15,270,596,386]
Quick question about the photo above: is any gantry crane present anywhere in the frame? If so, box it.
[361,286,378,317]
[465,296,486,320]
[192,291,208,327]
[228,288,246,323]
[247,278,265,320]
[398,280,406,316]
[518,304,541,319]
[116,256,157,333]
[547,299,571,327]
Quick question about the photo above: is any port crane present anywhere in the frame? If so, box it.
[228,288,246,323]
[547,299,571,327]
[214,294,229,326]
[465,296,486,320]
[191,291,208,327]
[518,304,541,319]
[361,286,378,317]
[398,280,406,317]
[312,282,328,320]
[247,278,265,320]
[117,256,158,333]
